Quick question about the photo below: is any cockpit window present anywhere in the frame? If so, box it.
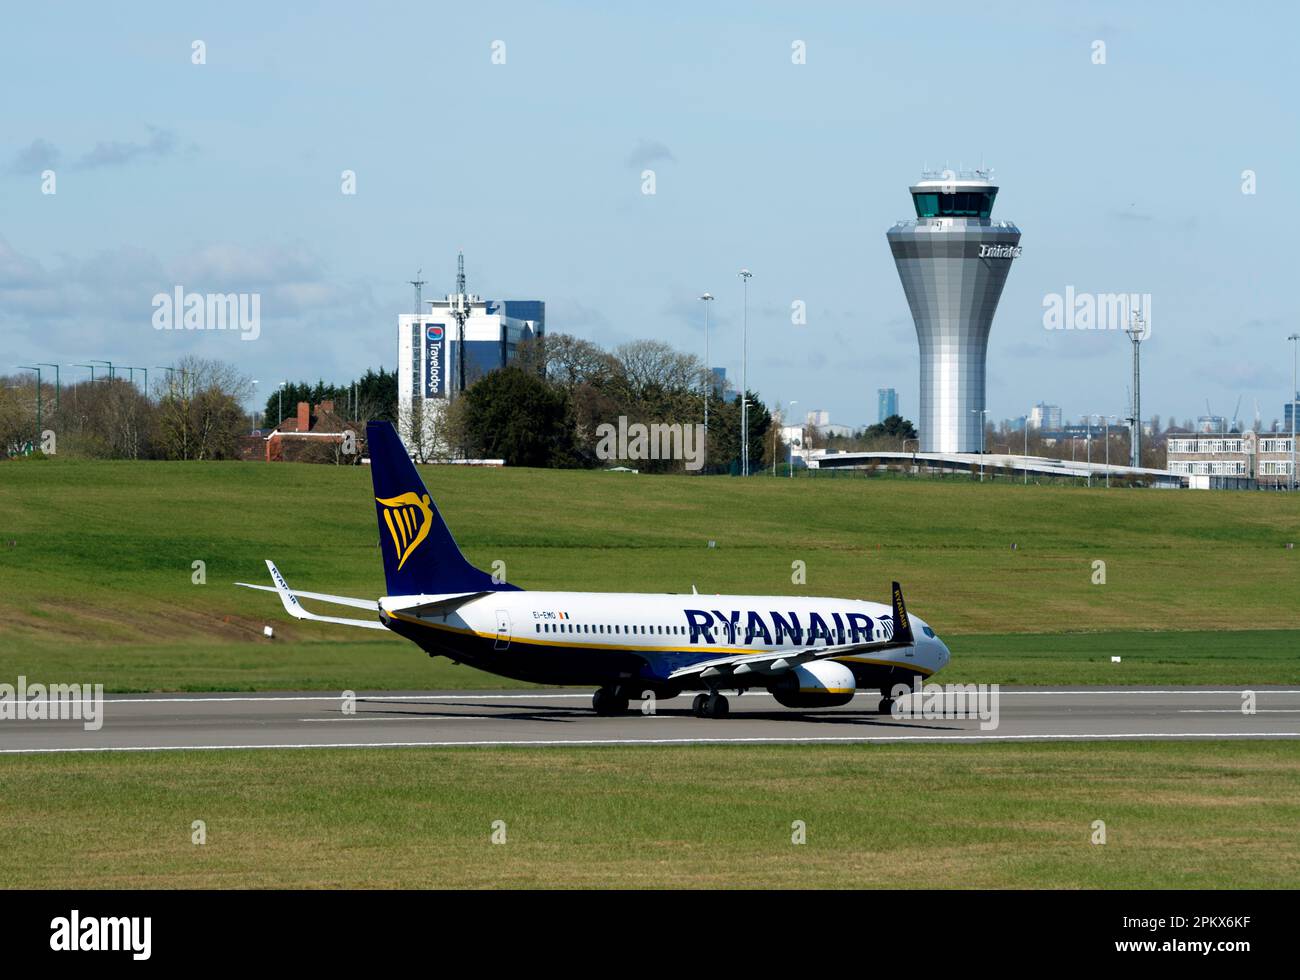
[922,626,935,638]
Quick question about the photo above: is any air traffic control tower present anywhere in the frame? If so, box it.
[887,170,1020,453]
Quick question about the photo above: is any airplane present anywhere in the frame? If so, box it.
[237,420,951,719]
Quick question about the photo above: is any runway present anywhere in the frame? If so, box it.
[3,687,1300,754]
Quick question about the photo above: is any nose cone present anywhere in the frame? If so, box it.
[914,618,950,672]
[934,635,951,670]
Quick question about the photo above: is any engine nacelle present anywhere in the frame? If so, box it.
[770,660,856,708]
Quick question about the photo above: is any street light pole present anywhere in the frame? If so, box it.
[700,292,713,472]
[36,363,59,415]
[125,367,148,398]
[971,408,987,481]
[1086,416,1093,488]
[739,269,752,477]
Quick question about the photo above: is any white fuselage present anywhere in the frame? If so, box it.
[380,590,951,685]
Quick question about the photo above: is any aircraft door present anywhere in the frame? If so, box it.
[494,609,511,650]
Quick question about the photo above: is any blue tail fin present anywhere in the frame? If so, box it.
[366,420,518,596]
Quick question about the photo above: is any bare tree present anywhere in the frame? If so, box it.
[154,357,251,460]
[614,339,704,401]
[96,378,154,459]
[545,333,622,391]
[0,377,37,458]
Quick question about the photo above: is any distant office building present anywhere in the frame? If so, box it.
[1028,402,1062,431]
[1167,431,1294,488]
[806,409,831,429]
[1286,396,1299,432]
[397,255,543,457]
[1196,415,1228,434]
[711,367,737,403]
[877,387,898,422]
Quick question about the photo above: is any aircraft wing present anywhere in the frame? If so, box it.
[236,560,388,630]
[669,581,915,682]
[235,583,379,611]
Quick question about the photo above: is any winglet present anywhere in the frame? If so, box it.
[252,560,388,630]
[266,560,305,619]
[891,581,914,646]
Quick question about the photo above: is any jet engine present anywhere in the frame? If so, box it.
[769,660,856,708]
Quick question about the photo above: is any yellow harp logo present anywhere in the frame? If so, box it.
[376,492,434,571]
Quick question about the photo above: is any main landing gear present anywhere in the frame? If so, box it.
[876,697,895,715]
[692,692,729,719]
[592,687,630,716]
[592,681,631,712]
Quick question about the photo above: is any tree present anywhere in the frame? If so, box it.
[154,357,250,460]
[613,339,704,403]
[542,333,621,391]
[459,367,579,468]
[92,378,155,459]
[867,414,918,443]
[708,389,774,474]
[0,377,37,458]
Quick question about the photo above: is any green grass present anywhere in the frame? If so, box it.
[2,742,1297,888]
[1,458,1297,690]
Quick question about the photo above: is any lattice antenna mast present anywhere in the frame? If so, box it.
[448,249,479,397]
[408,269,426,315]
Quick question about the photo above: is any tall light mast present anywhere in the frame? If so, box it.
[738,268,752,476]
[1125,310,1146,468]
[700,292,714,472]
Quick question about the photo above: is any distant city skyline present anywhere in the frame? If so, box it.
[3,2,1298,430]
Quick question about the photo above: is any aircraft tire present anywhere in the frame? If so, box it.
[705,693,730,719]
[593,687,629,716]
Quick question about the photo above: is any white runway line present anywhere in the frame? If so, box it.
[296,716,493,722]
[4,731,1299,755]
[1178,709,1300,714]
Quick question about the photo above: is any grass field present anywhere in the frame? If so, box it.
[1,457,1297,690]
[3,459,1298,891]
[2,742,1297,888]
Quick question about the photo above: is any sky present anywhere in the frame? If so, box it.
[3,1,1298,430]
